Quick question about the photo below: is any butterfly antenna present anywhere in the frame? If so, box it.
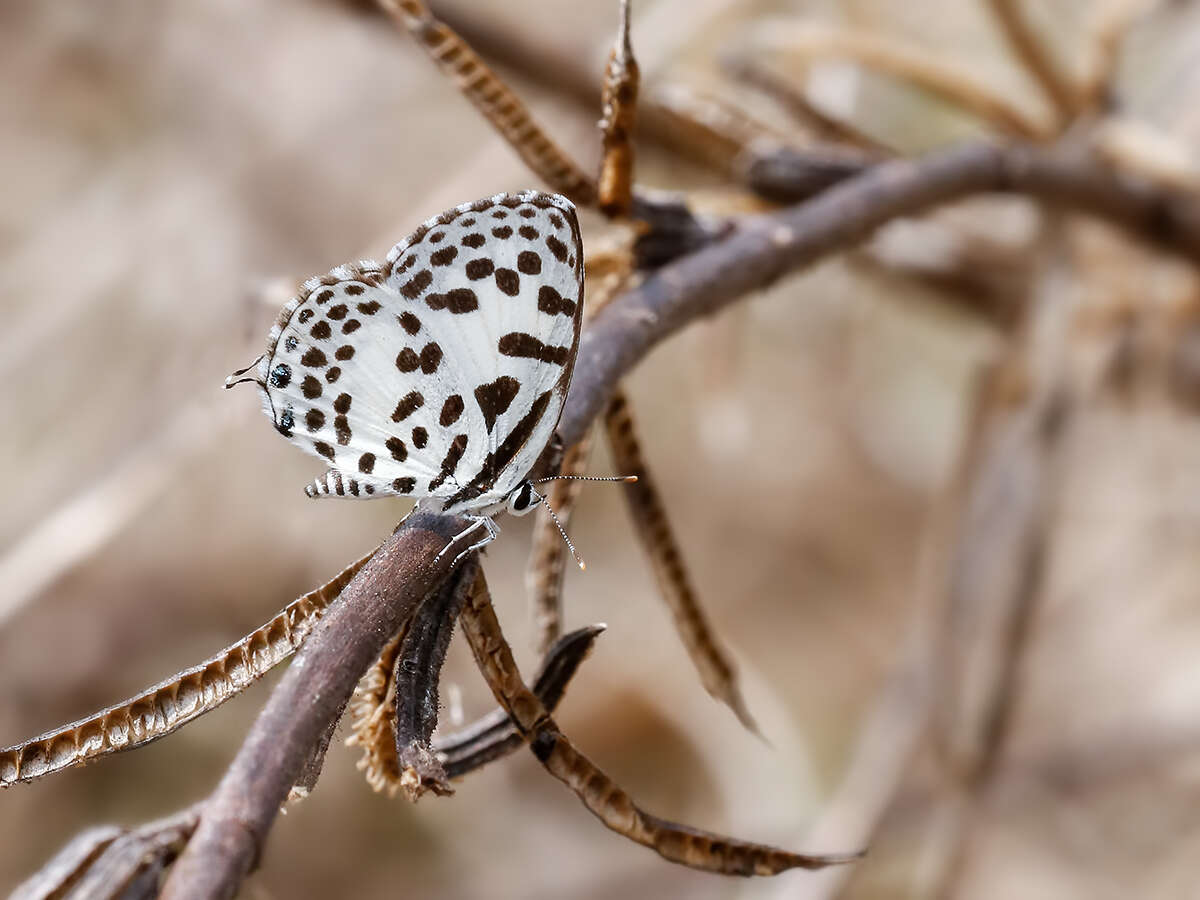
[538,495,587,571]
[532,474,638,485]
[225,355,264,389]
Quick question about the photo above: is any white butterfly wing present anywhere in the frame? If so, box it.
[254,191,583,509]
[382,191,583,513]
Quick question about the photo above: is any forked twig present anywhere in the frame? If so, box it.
[984,0,1079,125]
[721,51,895,154]
[745,22,1052,139]
[597,0,640,218]
[0,547,377,787]
[458,567,862,876]
[378,0,597,204]
[603,390,760,735]
[1079,0,1158,111]
[646,82,787,175]
[437,624,606,779]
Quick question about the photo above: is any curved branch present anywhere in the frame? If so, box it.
[159,513,466,900]
[559,141,1200,443]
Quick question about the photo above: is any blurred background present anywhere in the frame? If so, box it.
[3,0,1200,897]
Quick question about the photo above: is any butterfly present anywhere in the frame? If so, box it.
[230,190,626,564]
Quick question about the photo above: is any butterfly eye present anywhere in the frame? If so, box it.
[507,482,538,516]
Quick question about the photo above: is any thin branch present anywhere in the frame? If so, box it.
[159,513,469,900]
[604,390,760,735]
[984,0,1080,125]
[558,141,1200,445]
[643,82,785,175]
[438,624,606,779]
[1078,0,1158,111]
[458,568,862,875]
[744,22,1053,139]
[720,51,895,154]
[0,547,376,787]
[525,434,593,655]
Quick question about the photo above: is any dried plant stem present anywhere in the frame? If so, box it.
[603,390,759,734]
[559,141,1200,446]
[437,624,606,779]
[647,82,786,175]
[0,547,376,787]
[459,568,861,875]
[378,0,597,204]
[597,0,639,217]
[721,52,894,154]
[525,434,594,655]
[160,513,468,900]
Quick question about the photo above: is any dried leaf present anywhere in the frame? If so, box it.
[0,549,376,787]
[597,0,640,218]
[459,569,861,876]
[603,390,761,735]
[438,623,605,778]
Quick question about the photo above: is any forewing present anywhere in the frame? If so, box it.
[381,191,584,512]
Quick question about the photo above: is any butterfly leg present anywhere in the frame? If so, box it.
[435,515,499,569]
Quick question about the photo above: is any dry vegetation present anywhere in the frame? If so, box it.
[4,0,1200,898]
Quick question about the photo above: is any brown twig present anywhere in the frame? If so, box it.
[458,568,862,875]
[604,390,760,734]
[559,141,1200,446]
[159,512,469,900]
[720,51,895,154]
[1078,0,1157,112]
[438,624,606,779]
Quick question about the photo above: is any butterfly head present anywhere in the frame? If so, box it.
[506,481,542,517]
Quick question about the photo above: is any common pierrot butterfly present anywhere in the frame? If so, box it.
[229,190,631,565]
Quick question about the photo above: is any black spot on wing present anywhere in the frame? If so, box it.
[537,285,576,317]
[427,434,468,492]
[498,332,570,365]
[400,269,433,299]
[426,287,478,314]
[391,391,424,422]
[473,375,520,433]
[441,389,554,510]
[440,394,464,426]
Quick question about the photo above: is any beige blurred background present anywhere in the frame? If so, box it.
[4,1,1200,897]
